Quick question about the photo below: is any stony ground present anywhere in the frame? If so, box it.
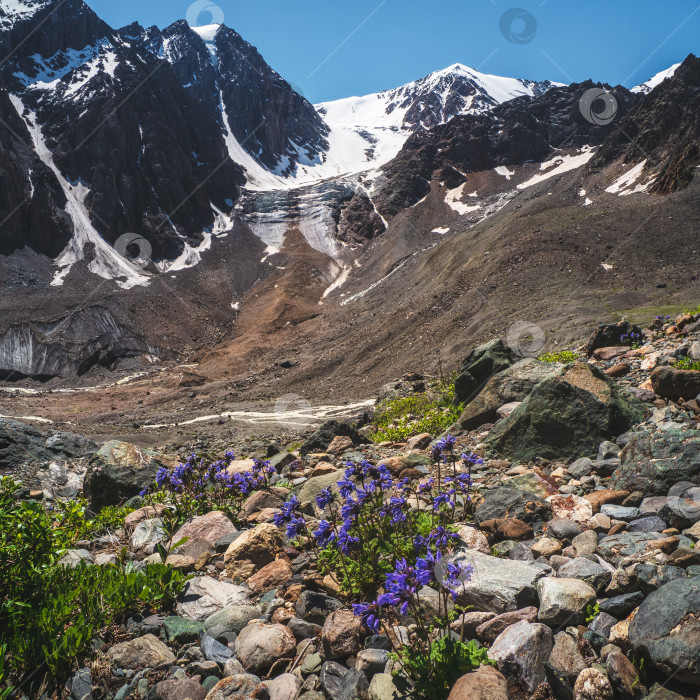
[5,313,700,700]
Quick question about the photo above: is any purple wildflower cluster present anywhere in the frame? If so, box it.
[621,331,644,345]
[142,452,277,523]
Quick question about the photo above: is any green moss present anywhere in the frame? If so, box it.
[538,350,579,364]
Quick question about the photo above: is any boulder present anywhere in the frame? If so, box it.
[265,674,301,700]
[235,622,296,674]
[130,518,165,554]
[155,679,207,700]
[596,532,663,566]
[84,440,175,510]
[474,487,551,527]
[547,631,587,684]
[558,558,612,593]
[446,665,509,700]
[628,577,700,686]
[224,523,283,580]
[585,322,642,357]
[446,550,550,613]
[177,577,250,621]
[106,634,175,670]
[205,604,262,636]
[480,518,533,542]
[651,367,700,402]
[0,417,96,472]
[475,607,538,644]
[489,620,553,692]
[606,650,645,700]
[300,419,368,456]
[537,578,597,627]
[172,512,237,547]
[458,359,558,430]
[573,667,614,700]
[454,338,516,405]
[296,591,343,625]
[205,675,269,700]
[485,363,645,463]
[321,609,364,660]
[298,471,342,509]
[611,429,700,497]
[247,558,292,593]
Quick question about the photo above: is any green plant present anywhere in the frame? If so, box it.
[675,356,700,371]
[398,636,495,699]
[372,378,463,443]
[538,350,580,364]
[0,477,189,693]
[585,602,600,624]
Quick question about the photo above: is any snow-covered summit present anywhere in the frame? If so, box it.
[632,63,681,94]
[0,0,50,29]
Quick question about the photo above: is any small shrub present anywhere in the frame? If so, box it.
[372,378,463,443]
[675,357,700,371]
[538,350,579,364]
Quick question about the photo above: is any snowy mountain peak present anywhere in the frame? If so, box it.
[632,63,682,94]
[0,0,50,30]
[189,23,221,42]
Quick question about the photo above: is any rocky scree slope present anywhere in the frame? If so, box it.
[5,314,700,698]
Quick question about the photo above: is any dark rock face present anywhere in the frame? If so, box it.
[376,82,639,217]
[336,191,386,244]
[593,54,700,194]
[629,577,700,686]
[611,429,700,496]
[0,417,96,471]
[0,307,155,380]
[485,362,645,463]
[454,338,516,405]
[0,77,72,256]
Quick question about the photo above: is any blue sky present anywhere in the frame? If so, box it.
[85,0,699,103]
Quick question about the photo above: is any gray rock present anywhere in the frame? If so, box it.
[288,617,323,640]
[598,592,644,618]
[568,458,594,479]
[296,591,343,625]
[489,620,554,692]
[223,658,246,677]
[265,673,301,700]
[600,504,640,521]
[446,550,551,613]
[368,673,398,700]
[537,577,597,627]
[474,487,551,526]
[59,549,94,568]
[611,429,700,497]
[454,338,516,405]
[547,631,587,683]
[606,650,645,700]
[130,518,165,554]
[70,668,92,700]
[177,578,251,621]
[320,661,349,698]
[336,669,370,700]
[627,516,667,533]
[589,612,618,639]
[355,649,389,679]
[297,471,343,508]
[629,577,700,686]
[548,518,583,543]
[573,667,614,699]
[234,622,296,674]
[558,558,612,593]
[596,532,663,566]
[572,530,599,557]
[201,635,233,664]
[205,604,263,636]
[215,531,242,553]
[598,441,621,461]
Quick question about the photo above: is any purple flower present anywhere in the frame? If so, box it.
[274,495,301,526]
[316,487,336,510]
[286,516,307,540]
[313,519,336,547]
[444,561,474,600]
[338,525,360,555]
[428,526,459,551]
[353,602,382,634]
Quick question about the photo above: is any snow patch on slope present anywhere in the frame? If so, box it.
[0,0,50,29]
[517,148,596,190]
[9,95,151,289]
[632,63,681,94]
